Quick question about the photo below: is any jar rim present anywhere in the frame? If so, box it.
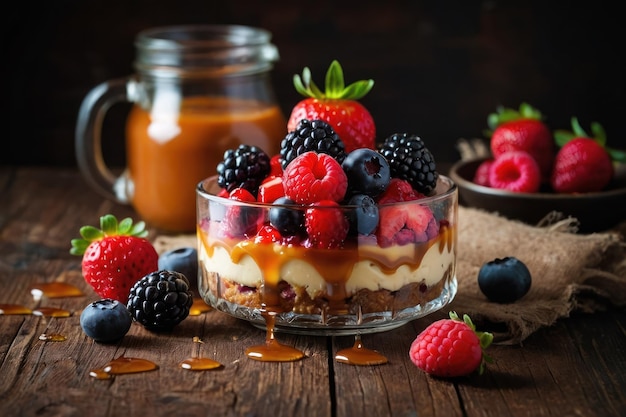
[135,24,273,50]
[133,24,279,76]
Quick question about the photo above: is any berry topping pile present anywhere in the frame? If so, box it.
[474,103,626,194]
[211,118,442,250]
[409,311,493,378]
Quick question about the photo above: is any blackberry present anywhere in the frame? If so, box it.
[280,119,347,169]
[127,270,193,331]
[378,133,438,195]
[216,144,271,194]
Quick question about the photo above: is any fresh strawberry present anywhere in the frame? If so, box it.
[487,103,555,180]
[305,200,349,249]
[257,176,285,203]
[551,118,625,193]
[409,311,493,378]
[472,159,494,187]
[269,154,283,178]
[287,60,376,152]
[282,151,348,204]
[70,214,159,303]
[488,151,541,193]
[377,204,438,247]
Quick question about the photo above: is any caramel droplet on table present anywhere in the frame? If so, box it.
[89,356,159,379]
[39,333,67,342]
[32,307,71,318]
[188,298,212,316]
[245,312,305,362]
[0,304,33,315]
[179,357,223,371]
[29,282,84,299]
[335,335,388,366]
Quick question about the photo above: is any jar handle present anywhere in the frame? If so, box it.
[75,77,138,204]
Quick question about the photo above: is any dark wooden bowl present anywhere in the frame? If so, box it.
[449,158,626,233]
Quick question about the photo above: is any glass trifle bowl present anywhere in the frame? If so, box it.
[196,174,458,337]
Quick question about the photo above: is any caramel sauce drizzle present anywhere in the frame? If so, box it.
[29,282,83,300]
[335,334,388,366]
[39,333,67,342]
[179,336,223,371]
[188,298,212,316]
[245,311,305,362]
[89,356,159,380]
[199,220,455,363]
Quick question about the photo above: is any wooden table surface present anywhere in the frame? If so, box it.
[1,166,625,417]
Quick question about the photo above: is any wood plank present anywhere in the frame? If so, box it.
[2,168,625,417]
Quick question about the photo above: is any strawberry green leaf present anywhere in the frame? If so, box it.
[293,60,373,100]
[69,239,90,256]
[554,129,576,147]
[118,217,133,235]
[80,226,103,241]
[101,214,118,235]
[570,117,588,138]
[590,121,607,146]
[607,147,626,163]
[487,102,544,133]
[325,60,345,98]
[130,221,149,238]
[70,214,150,256]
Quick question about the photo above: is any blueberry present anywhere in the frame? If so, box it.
[477,257,532,303]
[158,247,198,289]
[80,299,132,343]
[348,194,379,235]
[269,196,305,236]
[342,148,391,197]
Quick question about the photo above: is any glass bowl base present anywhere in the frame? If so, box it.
[204,276,457,336]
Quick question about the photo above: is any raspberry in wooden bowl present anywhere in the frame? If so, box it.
[196,132,458,335]
[450,157,626,233]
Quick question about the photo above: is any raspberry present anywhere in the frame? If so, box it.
[409,312,493,377]
[488,151,541,193]
[377,178,423,204]
[472,159,494,187]
[305,200,349,248]
[282,151,348,204]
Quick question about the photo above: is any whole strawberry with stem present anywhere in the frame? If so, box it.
[71,214,159,302]
[409,311,493,378]
[551,117,626,193]
[287,60,376,152]
[487,102,555,180]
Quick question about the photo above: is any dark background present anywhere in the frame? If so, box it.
[4,0,625,167]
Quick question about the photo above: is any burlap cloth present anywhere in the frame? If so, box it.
[154,206,626,345]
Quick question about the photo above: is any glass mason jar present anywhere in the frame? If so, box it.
[76,25,287,232]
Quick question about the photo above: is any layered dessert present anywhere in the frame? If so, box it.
[196,119,458,333]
